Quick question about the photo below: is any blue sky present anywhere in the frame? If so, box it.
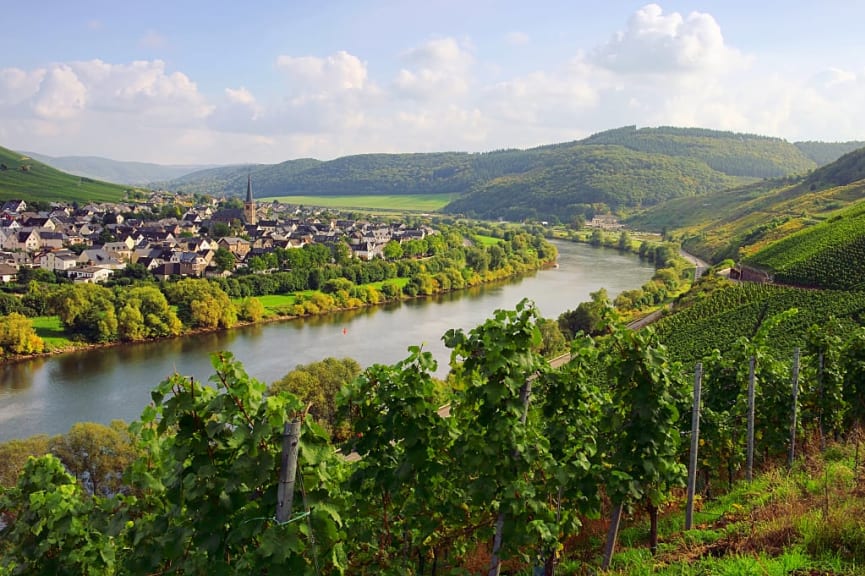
[1,1,863,164]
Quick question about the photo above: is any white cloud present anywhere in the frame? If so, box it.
[276,50,368,96]
[225,86,256,106]
[591,3,747,75]
[0,67,44,107]
[31,65,88,119]
[392,37,473,101]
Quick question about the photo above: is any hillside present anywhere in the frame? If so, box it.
[0,146,130,203]
[743,200,865,289]
[159,126,820,222]
[627,147,865,262]
[21,152,212,186]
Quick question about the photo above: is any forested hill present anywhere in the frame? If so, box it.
[0,146,130,203]
[158,126,829,222]
[580,126,815,178]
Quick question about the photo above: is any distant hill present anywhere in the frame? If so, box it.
[0,146,131,203]
[627,147,865,263]
[160,126,822,223]
[23,151,213,186]
[156,158,321,196]
[794,141,865,166]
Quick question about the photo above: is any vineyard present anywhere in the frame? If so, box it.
[742,201,865,289]
[653,281,865,363]
[3,297,865,574]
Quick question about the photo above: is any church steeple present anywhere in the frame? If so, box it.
[244,174,257,225]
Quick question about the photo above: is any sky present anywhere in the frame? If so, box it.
[1,0,864,165]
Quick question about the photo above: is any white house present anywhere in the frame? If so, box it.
[68,266,114,284]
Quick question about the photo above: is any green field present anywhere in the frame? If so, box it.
[473,234,502,246]
[261,194,458,212]
[239,278,411,315]
[31,316,72,350]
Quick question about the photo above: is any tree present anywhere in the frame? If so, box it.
[0,312,44,356]
[0,292,23,315]
[0,436,50,488]
[618,230,631,251]
[271,357,361,442]
[558,288,611,338]
[116,285,182,341]
[213,247,236,272]
[49,284,118,343]
[238,297,265,322]
[380,281,402,301]
[164,278,237,329]
[331,240,352,265]
[48,421,136,496]
[97,227,116,244]
[382,240,403,260]
[210,221,231,239]
[535,317,568,358]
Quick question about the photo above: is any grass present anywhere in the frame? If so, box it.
[542,437,865,575]
[474,234,502,246]
[261,193,458,212]
[30,316,73,350]
[238,278,411,316]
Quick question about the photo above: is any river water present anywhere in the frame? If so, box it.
[0,241,655,442]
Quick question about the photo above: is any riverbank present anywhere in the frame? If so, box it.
[17,257,558,365]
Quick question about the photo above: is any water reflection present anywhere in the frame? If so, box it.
[0,358,47,394]
[0,242,655,441]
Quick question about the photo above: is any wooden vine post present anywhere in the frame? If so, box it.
[788,348,800,469]
[685,363,703,530]
[746,356,756,482]
[276,418,302,523]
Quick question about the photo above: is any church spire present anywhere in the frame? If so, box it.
[244,173,257,225]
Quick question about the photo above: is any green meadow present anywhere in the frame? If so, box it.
[262,193,457,212]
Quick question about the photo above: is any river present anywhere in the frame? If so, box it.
[0,241,655,442]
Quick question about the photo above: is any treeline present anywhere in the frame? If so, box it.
[4,297,864,574]
[0,224,557,354]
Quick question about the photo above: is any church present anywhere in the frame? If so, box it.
[210,175,257,225]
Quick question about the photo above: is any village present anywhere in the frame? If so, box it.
[0,186,437,285]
